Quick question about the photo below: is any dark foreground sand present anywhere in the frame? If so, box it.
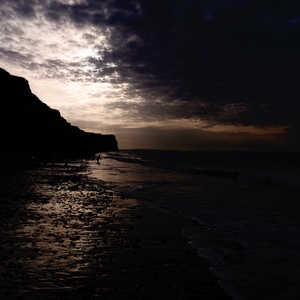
[0,162,231,299]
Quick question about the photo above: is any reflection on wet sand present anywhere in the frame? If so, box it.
[0,162,230,300]
[0,162,141,299]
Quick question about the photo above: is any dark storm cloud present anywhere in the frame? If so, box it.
[0,47,33,63]
[40,0,299,131]
[104,99,245,125]
[14,2,37,18]
[97,124,287,151]
[2,0,300,145]
[0,0,38,18]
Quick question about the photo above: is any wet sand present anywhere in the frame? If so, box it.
[0,162,231,299]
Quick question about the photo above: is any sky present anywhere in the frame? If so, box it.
[1,0,300,151]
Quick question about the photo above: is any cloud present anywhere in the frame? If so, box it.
[59,0,300,130]
[0,47,33,62]
[98,125,288,151]
[1,0,300,149]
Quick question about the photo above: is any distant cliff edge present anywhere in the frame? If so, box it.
[0,68,118,161]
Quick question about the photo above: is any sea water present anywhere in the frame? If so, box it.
[89,150,300,300]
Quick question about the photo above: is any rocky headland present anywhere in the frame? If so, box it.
[0,68,118,162]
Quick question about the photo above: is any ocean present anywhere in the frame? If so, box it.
[89,150,300,300]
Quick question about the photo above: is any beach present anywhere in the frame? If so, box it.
[0,161,230,299]
[90,151,300,300]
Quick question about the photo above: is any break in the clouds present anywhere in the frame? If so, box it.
[1,0,300,150]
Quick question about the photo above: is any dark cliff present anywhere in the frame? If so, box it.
[0,68,118,161]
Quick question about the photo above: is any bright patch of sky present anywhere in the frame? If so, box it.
[1,0,298,150]
[0,5,140,134]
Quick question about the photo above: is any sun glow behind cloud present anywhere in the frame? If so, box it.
[0,5,137,133]
[1,0,299,150]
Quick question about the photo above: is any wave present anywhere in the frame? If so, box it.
[195,168,240,179]
[238,171,300,189]
[194,167,300,190]
[107,150,300,190]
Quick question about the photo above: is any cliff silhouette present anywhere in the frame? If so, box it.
[0,68,118,161]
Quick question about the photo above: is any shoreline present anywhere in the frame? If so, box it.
[98,197,231,299]
[0,162,231,299]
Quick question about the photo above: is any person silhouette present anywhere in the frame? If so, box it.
[96,155,101,164]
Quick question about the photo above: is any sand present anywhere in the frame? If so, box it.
[0,162,231,299]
